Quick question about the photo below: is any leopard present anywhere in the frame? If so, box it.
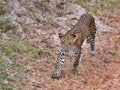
[52,12,97,78]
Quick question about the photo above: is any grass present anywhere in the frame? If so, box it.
[0,37,39,89]
[74,0,98,14]
[74,0,120,16]
[0,73,8,83]
[0,56,8,69]
[22,24,28,33]
[0,16,40,89]
[93,6,98,15]
[109,51,118,56]
[0,3,10,15]
[73,0,120,28]
[0,18,39,57]
[26,8,36,21]
[0,18,16,32]
[74,0,91,11]
[0,72,13,90]
[34,0,49,11]
[74,0,90,4]
[1,38,39,58]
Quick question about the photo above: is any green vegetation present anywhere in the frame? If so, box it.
[74,0,91,11]
[0,73,8,83]
[0,3,10,15]
[0,16,40,89]
[0,56,8,69]
[1,38,39,57]
[74,0,90,5]
[0,18,39,58]
[22,24,28,33]
[110,51,118,56]
[0,18,16,32]
[74,0,120,15]
[26,8,36,21]
[93,7,98,15]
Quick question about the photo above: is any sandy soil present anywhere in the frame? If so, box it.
[20,17,120,90]
[1,1,120,90]
[20,3,120,90]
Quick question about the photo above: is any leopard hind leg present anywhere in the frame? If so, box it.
[89,28,97,56]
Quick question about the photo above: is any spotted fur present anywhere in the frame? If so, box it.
[52,12,97,78]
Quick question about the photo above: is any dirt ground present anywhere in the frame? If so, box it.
[21,15,120,90]
[21,3,120,90]
[0,1,120,90]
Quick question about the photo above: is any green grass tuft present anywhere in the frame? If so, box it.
[0,56,8,69]
[0,3,10,15]
[0,73,8,83]
[1,38,39,57]
[0,18,16,32]
[93,7,98,15]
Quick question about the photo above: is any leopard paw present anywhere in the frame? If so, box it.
[52,71,61,78]
[71,68,80,74]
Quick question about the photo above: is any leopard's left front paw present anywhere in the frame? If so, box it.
[52,71,61,78]
[71,68,80,74]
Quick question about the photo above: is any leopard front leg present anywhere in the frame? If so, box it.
[72,48,82,74]
[52,50,67,78]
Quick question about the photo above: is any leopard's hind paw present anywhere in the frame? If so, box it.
[90,50,96,56]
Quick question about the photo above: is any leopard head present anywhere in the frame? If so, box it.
[59,33,77,51]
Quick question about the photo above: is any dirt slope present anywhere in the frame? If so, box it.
[0,0,120,90]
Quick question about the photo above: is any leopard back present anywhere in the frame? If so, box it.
[60,12,96,49]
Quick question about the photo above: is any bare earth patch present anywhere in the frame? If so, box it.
[20,3,120,90]
[0,0,120,90]
[21,18,120,90]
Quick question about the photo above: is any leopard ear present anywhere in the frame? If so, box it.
[59,33,64,39]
